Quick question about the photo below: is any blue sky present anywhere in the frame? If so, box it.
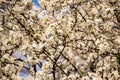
[32,0,40,7]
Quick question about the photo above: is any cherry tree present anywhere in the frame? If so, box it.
[0,0,120,80]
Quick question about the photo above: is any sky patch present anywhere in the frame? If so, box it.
[32,0,40,8]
